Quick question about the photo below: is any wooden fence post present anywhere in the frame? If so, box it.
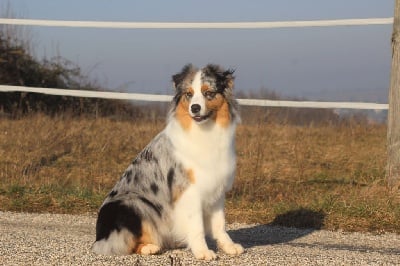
[387,0,400,189]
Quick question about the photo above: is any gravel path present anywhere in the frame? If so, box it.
[1,211,399,265]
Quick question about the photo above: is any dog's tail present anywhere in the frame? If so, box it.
[92,200,142,255]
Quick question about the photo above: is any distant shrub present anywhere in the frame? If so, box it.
[0,25,164,120]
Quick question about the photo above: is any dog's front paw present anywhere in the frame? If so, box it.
[193,249,217,260]
[220,242,244,255]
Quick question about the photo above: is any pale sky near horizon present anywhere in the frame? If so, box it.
[0,0,396,102]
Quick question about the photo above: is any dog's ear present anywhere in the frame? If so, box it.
[204,64,235,92]
[172,64,194,90]
[223,69,235,90]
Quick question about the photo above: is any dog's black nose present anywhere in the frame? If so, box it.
[191,104,201,114]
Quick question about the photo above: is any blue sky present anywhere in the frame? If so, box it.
[1,0,395,102]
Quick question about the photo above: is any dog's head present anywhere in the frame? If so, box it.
[171,64,239,129]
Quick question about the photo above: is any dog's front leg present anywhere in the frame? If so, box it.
[206,196,244,255]
[174,187,217,260]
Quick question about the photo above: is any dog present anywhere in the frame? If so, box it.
[92,64,243,260]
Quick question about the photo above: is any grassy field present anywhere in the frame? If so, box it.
[0,114,399,233]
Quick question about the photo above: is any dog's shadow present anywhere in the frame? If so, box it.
[227,208,325,248]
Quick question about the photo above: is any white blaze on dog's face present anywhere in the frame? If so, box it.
[188,71,208,122]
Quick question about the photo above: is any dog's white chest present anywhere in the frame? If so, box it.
[166,121,236,200]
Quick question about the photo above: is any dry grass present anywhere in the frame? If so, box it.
[0,114,399,233]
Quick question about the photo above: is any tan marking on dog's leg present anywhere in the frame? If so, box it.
[126,235,138,254]
[134,221,161,255]
[172,185,185,204]
[186,168,196,184]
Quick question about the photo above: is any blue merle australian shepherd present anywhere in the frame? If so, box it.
[92,64,243,260]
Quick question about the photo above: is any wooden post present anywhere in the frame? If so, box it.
[387,0,400,189]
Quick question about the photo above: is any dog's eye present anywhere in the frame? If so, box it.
[185,92,193,99]
[204,91,216,100]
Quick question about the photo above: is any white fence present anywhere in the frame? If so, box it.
[0,17,393,29]
[0,85,388,110]
[0,17,393,110]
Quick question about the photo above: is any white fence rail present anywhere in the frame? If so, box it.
[0,17,392,110]
[0,17,393,29]
[0,85,388,110]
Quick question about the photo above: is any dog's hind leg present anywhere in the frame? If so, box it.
[93,200,142,255]
[92,228,137,255]
[134,221,161,255]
